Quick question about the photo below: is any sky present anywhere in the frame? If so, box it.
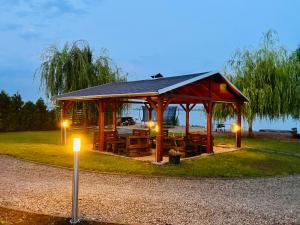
[0,0,299,103]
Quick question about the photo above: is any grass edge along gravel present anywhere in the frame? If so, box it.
[0,131,300,178]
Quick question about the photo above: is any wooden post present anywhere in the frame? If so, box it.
[60,105,65,144]
[185,103,190,136]
[112,104,117,131]
[98,101,105,151]
[180,103,196,137]
[147,107,152,133]
[156,97,163,162]
[144,103,153,122]
[236,103,242,148]
[205,102,214,153]
[148,107,152,122]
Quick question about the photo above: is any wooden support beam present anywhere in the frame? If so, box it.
[189,103,196,111]
[180,103,196,136]
[147,107,153,135]
[162,98,172,111]
[203,102,209,113]
[146,97,158,111]
[112,104,117,131]
[156,97,164,162]
[144,102,153,125]
[98,101,105,151]
[164,93,241,104]
[179,104,186,111]
[205,101,214,153]
[144,103,151,111]
[185,103,190,136]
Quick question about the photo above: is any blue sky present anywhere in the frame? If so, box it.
[0,0,299,102]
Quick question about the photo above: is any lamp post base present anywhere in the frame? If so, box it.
[70,218,80,224]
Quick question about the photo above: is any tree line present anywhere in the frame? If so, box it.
[0,91,57,132]
[36,33,300,136]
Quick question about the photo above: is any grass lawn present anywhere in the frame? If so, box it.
[0,130,300,177]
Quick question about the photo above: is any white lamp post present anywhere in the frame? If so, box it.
[70,137,81,224]
[232,123,240,144]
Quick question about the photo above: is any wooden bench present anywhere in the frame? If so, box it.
[93,130,119,151]
[162,136,185,156]
[123,135,151,157]
[132,129,150,136]
[185,132,212,155]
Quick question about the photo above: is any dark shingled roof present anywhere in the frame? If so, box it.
[53,72,212,100]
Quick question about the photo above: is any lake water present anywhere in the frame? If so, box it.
[124,104,300,132]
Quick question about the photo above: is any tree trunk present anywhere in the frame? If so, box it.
[248,123,254,138]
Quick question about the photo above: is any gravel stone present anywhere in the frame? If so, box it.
[0,155,299,225]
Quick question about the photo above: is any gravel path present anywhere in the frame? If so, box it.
[0,155,299,225]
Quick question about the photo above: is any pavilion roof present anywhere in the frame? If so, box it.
[53,71,248,102]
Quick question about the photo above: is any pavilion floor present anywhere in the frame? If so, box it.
[90,144,238,164]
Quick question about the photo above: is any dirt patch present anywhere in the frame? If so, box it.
[0,207,119,225]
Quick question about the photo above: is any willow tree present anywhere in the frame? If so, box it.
[214,31,300,137]
[290,45,300,119]
[36,40,127,125]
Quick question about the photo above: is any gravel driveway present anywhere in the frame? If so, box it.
[0,155,299,225]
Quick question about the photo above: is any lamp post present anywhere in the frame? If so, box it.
[232,123,240,146]
[147,120,154,132]
[62,120,68,145]
[70,137,81,224]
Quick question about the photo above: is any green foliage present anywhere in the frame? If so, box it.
[215,31,300,135]
[0,91,57,132]
[35,40,127,125]
[290,45,300,118]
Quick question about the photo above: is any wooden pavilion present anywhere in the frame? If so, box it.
[53,71,248,162]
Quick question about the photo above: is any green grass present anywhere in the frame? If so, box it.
[0,131,300,177]
[215,135,300,155]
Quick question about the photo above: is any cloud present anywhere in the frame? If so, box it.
[1,0,88,17]
[0,0,96,40]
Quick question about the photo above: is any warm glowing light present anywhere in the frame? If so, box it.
[73,138,81,152]
[147,120,154,128]
[62,120,68,128]
[155,125,159,132]
[231,123,240,133]
[220,83,227,93]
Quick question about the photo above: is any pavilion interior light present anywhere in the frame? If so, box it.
[155,125,159,133]
[147,120,154,129]
[231,123,240,133]
[220,83,227,93]
[73,138,81,152]
[62,120,69,128]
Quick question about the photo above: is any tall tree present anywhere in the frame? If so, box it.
[290,45,300,119]
[215,31,300,137]
[0,91,11,131]
[20,101,36,131]
[7,93,23,131]
[36,41,127,125]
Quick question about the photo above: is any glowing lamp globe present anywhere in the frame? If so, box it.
[73,138,81,152]
[147,120,154,128]
[62,120,68,128]
[231,123,240,133]
[155,125,159,132]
